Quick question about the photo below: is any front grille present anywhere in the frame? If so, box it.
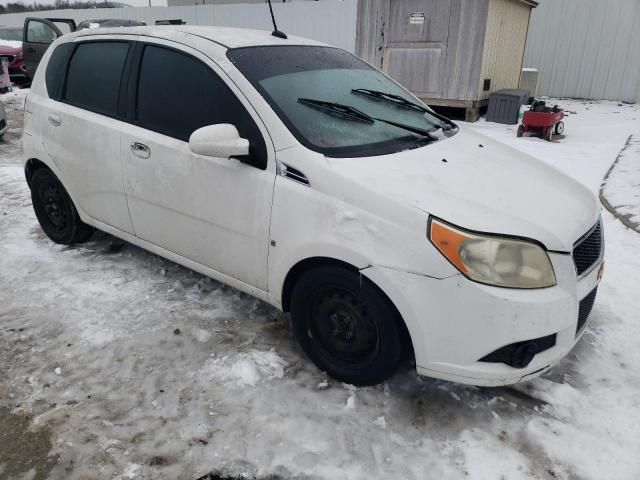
[572,221,603,276]
[576,287,597,335]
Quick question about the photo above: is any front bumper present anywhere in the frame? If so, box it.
[363,252,602,386]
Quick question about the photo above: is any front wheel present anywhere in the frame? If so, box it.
[517,124,525,137]
[30,168,94,244]
[290,267,406,386]
[555,121,565,135]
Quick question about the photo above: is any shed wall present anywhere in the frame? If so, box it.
[524,0,640,103]
[478,0,531,101]
[443,0,489,101]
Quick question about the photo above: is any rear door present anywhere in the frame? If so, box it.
[22,18,76,77]
[41,38,135,234]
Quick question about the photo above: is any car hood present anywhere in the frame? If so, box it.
[0,43,22,54]
[326,129,599,252]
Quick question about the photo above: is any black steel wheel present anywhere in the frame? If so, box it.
[30,168,94,244]
[290,266,406,386]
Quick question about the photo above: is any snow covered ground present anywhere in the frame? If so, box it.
[1,92,639,480]
[601,135,640,230]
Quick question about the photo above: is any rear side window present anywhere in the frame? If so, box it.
[45,43,75,101]
[64,41,130,117]
[135,45,266,168]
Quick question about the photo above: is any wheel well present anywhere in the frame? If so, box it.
[24,158,50,187]
[281,257,358,313]
[281,257,415,363]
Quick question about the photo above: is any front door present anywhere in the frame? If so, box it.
[22,18,76,77]
[122,41,274,290]
[384,0,452,99]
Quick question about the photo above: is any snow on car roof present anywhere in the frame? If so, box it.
[72,25,328,49]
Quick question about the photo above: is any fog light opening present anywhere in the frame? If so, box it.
[510,342,537,368]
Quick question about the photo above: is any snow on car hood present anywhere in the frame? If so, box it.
[328,129,600,252]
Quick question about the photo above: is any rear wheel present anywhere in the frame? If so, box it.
[545,127,554,142]
[30,168,94,244]
[517,124,525,137]
[555,121,565,135]
[290,266,405,386]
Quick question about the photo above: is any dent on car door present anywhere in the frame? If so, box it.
[22,18,76,77]
[121,43,274,290]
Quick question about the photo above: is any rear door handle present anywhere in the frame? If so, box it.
[48,113,61,127]
[130,142,150,159]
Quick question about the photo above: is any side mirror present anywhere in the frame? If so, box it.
[189,124,249,159]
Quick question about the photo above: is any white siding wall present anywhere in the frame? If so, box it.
[0,0,358,52]
[524,0,640,103]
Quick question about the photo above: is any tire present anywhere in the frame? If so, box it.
[545,127,554,142]
[517,124,525,137]
[290,266,405,386]
[555,121,565,135]
[30,168,94,245]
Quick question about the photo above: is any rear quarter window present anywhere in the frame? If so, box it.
[45,42,75,101]
[64,41,130,117]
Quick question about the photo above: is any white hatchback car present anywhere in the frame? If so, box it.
[23,26,604,387]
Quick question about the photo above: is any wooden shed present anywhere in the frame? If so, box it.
[356,0,538,121]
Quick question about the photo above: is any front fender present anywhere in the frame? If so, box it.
[267,175,458,305]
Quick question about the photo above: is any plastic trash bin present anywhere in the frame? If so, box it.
[486,89,530,125]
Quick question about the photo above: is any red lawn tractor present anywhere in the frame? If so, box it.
[517,100,565,141]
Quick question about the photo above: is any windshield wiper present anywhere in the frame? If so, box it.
[351,88,458,132]
[352,88,428,113]
[298,98,438,141]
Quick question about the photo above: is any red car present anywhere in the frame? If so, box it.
[0,26,30,86]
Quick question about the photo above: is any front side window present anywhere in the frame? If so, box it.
[64,41,130,116]
[135,45,266,168]
[25,20,57,44]
[227,46,456,158]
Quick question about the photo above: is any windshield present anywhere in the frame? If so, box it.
[0,29,22,42]
[227,46,455,158]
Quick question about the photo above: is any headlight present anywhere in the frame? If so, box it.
[428,218,556,288]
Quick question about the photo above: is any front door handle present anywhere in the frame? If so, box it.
[130,142,150,159]
[48,113,61,127]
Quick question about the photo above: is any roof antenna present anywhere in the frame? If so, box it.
[267,0,288,39]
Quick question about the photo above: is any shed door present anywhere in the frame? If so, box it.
[384,0,452,98]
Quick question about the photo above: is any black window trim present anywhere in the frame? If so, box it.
[59,38,134,121]
[127,41,268,169]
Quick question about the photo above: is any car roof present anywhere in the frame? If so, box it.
[71,25,328,49]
